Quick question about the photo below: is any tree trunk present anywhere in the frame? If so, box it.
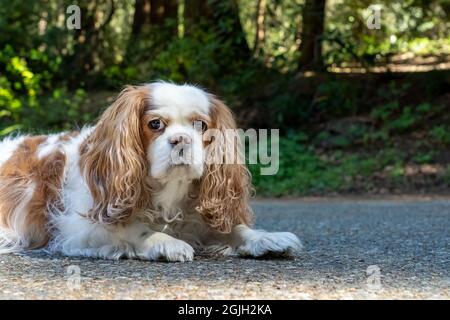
[298,0,326,71]
[253,0,266,56]
[211,0,251,60]
[130,0,178,37]
[130,0,151,37]
[184,0,210,35]
[127,0,178,60]
[67,0,115,86]
[184,0,250,61]
[150,0,178,36]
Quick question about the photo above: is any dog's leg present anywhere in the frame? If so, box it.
[52,218,194,262]
[126,222,194,262]
[223,224,302,257]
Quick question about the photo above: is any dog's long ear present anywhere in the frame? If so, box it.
[80,86,150,224]
[197,97,253,233]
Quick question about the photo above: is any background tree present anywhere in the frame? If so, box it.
[0,0,449,195]
[184,0,210,35]
[130,0,178,37]
[252,0,267,56]
[298,0,326,71]
[68,0,116,85]
[130,0,150,38]
[126,0,178,61]
[184,0,251,61]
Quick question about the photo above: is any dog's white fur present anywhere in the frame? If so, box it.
[0,82,301,261]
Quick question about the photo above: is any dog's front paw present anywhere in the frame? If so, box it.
[237,230,302,257]
[138,232,194,262]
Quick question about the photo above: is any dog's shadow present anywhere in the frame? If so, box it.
[238,252,297,261]
[15,249,298,263]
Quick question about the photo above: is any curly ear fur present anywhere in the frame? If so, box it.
[197,97,254,233]
[80,86,150,224]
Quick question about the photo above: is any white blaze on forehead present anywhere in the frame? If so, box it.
[147,82,211,118]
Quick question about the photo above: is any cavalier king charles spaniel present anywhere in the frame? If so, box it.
[0,82,301,261]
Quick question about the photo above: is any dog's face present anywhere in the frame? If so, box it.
[142,83,210,181]
[81,82,252,232]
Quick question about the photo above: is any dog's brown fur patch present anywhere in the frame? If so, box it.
[0,135,66,249]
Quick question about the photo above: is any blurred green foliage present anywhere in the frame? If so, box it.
[0,0,449,195]
[325,0,450,65]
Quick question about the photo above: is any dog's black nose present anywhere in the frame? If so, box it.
[169,133,192,146]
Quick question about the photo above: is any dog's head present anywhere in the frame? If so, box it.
[80,82,252,232]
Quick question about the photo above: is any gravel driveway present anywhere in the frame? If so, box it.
[0,199,448,299]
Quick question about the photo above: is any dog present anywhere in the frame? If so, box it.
[0,82,301,261]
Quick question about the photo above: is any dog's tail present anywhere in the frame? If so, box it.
[0,179,38,254]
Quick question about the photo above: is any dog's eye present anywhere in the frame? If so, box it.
[149,119,165,130]
[193,120,207,132]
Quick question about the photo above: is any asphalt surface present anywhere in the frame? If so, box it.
[0,199,449,299]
